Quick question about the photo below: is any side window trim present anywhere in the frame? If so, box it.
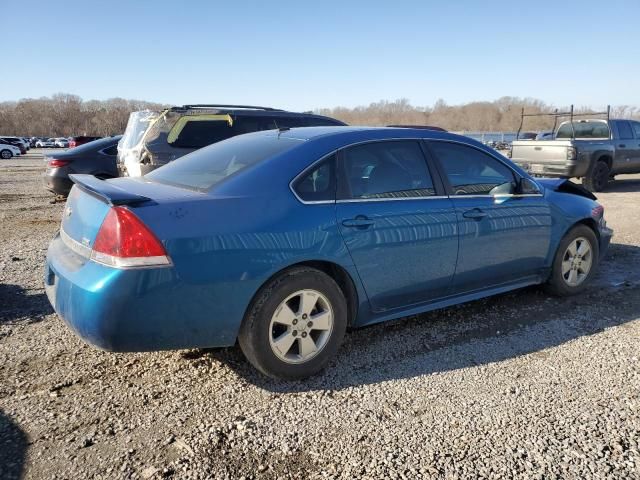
[289,151,337,205]
[335,139,444,202]
[425,139,534,197]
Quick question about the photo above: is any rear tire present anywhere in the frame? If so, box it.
[238,267,347,379]
[545,225,599,296]
[0,149,12,160]
[583,160,610,192]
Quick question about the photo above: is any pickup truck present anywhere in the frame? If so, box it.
[510,118,640,191]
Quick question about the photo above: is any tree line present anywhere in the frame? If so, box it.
[316,97,640,132]
[1,94,638,136]
[0,94,165,137]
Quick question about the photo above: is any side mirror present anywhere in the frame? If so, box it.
[519,177,542,195]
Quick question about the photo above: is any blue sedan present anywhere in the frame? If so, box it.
[44,127,613,379]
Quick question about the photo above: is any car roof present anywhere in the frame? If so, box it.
[262,125,467,144]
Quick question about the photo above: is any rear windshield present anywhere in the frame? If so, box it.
[168,115,342,149]
[556,122,610,139]
[145,134,301,191]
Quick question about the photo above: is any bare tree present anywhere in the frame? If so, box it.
[0,94,166,136]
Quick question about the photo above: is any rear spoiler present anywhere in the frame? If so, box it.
[69,174,151,206]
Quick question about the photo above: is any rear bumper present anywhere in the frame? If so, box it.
[598,225,613,259]
[513,160,589,178]
[44,233,241,352]
[43,171,73,195]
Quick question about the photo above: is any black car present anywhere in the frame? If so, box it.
[43,135,122,196]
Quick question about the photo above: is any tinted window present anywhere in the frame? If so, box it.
[304,117,344,127]
[632,122,640,138]
[340,141,435,199]
[556,122,610,139]
[293,154,336,202]
[102,145,118,156]
[146,134,300,191]
[430,142,516,195]
[170,120,235,148]
[617,121,634,140]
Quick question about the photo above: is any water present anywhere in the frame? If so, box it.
[454,132,518,143]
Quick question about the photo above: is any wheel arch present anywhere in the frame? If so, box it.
[594,152,612,169]
[241,260,360,333]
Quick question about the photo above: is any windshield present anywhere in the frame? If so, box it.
[145,134,301,191]
[556,121,610,139]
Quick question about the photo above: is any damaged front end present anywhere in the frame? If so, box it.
[536,178,597,200]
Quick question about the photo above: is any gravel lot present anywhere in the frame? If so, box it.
[1,150,639,479]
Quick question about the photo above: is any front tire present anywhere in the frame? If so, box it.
[545,225,599,296]
[0,149,12,159]
[583,160,609,192]
[238,267,347,380]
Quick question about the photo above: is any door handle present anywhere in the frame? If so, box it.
[463,208,487,220]
[341,216,375,229]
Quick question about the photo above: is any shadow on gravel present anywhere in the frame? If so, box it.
[203,243,640,393]
[0,283,53,324]
[605,176,640,193]
[0,410,27,480]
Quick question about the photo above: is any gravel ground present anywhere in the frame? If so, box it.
[1,151,639,479]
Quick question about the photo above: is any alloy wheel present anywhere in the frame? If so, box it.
[561,237,593,287]
[269,289,334,364]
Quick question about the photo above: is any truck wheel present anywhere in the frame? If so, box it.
[583,161,609,192]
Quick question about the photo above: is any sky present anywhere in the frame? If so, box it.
[2,0,639,111]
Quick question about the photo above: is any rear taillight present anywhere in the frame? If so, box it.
[48,159,70,167]
[91,206,171,268]
[567,147,577,161]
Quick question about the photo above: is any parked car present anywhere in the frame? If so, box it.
[45,127,612,379]
[0,142,21,159]
[43,136,122,196]
[69,136,102,148]
[118,105,346,177]
[517,132,537,140]
[36,138,56,148]
[0,136,28,154]
[536,131,554,140]
[510,119,640,191]
[53,138,69,148]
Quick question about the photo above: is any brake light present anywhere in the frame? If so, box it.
[91,206,171,268]
[567,147,577,161]
[48,159,70,167]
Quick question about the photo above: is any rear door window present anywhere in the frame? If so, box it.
[617,121,634,140]
[339,141,435,199]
